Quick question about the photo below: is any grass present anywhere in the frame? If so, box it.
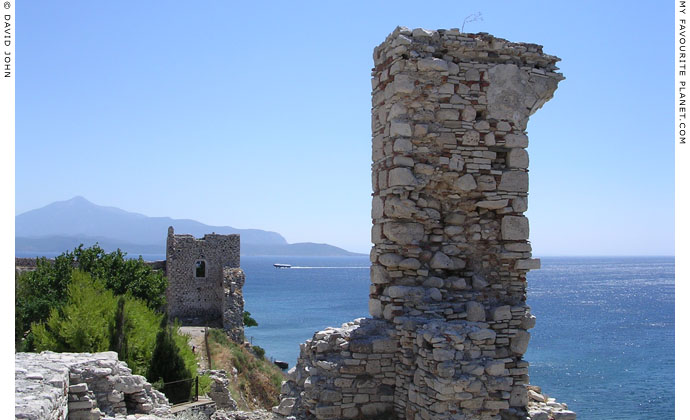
[206,328,285,410]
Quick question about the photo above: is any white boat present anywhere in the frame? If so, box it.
[273,263,291,269]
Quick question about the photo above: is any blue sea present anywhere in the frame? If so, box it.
[239,256,674,420]
[17,252,674,418]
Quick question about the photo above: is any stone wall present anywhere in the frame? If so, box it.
[166,226,241,329]
[276,27,575,420]
[15,351,171,419]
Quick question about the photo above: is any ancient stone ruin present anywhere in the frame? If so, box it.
[166,226,246,342]
[15,351,171,420]
[275,27,574,420]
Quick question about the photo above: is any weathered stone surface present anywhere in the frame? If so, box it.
[429,252,454,269]
[389,167,417,187]
[455,174,477,191]
[491,305,512,321]
[15,352,170,420]
[511,330,531,355]
[516,258,541,270]
[383,222,425,244]
[476,199,509,209]
[507,148,529,168]
[466,302,485,322]
[418,57,449,72]
[502,216,529,241]
[499,171,528,192]
[390,122,412,137]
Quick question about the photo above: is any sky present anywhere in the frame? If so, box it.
[14,1,674,256]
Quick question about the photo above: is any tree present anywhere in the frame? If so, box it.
[16,244,168,350]
[243,311,258,327]
[32,271,117,353]
[147,317,192,404]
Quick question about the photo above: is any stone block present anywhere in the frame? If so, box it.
[501,216,529,240]
[383,222,424,244]
[418,57,449,72]
[390,122,412,137]
[466,302,486,322]
[510,330,531,355]
[499,171,528,192]
[515,258,541,270]
[491,305,512,321]
[455,174,477,191]
[388,167,417,187]
[507,149,529,168]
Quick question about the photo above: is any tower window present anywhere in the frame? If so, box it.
[195,260,206,278]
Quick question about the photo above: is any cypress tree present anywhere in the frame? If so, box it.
[147,316,192,404]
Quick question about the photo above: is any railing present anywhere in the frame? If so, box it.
[159,376,199,405]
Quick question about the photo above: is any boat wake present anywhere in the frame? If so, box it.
[288,266,369,269]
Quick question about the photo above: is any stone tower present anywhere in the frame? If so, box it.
[166,226,246,342]
[275,27,573,420]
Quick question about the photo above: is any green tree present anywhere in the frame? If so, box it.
[148,317,193,404]
[15,244,167,350]
[243,311,258,327]
[32,271,117,353]
[30,270,164,377]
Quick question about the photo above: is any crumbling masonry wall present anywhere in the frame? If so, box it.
[276,27,575,420]
[166,227,245,341]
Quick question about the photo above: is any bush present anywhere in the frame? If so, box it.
[148,318,192,404]
[32,271,117,353]
[30,270,164,377]
[252,345,266,359]
[15,244,167,350]
[243,311,258,327]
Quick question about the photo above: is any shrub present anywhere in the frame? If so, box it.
[30,270,164,377]
[243,311,258,327]
[148,318,192,404]
[32,271,117,353]
[252,345,266,359]
[15,244,167,350]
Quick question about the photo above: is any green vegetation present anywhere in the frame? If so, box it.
[243,311,258,327]
[148,317,192,404]
[32,271,118,353]
[16,244,166,350]
[206,328,284,410]
[16,244,203,404]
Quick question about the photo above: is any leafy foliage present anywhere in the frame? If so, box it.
[252,345,266,359]
[243,311,258,327]
[30,270,164,377]
[118,297,164,376]
[32,271,117,353]
[146,319,204,403]
[15,244,167,350]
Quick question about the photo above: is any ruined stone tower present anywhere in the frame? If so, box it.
[275,27,573,420]
[166,226,246,342]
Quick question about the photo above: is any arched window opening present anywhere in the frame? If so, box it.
[195,260,206,278]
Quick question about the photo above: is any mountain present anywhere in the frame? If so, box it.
[15,197,362,257]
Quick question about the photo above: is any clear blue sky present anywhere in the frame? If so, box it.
[15,1,673,255]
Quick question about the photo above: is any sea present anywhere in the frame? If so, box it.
[240,256,675,420]
[17,252,674,418]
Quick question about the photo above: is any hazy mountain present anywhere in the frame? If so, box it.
[15,197,362,257]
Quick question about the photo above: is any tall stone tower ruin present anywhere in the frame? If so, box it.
[276,27,573,420]
[166,227,246,342]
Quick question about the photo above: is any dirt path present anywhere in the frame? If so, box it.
[178,326,210,370]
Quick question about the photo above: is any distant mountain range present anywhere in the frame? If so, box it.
[15,196,363,258]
